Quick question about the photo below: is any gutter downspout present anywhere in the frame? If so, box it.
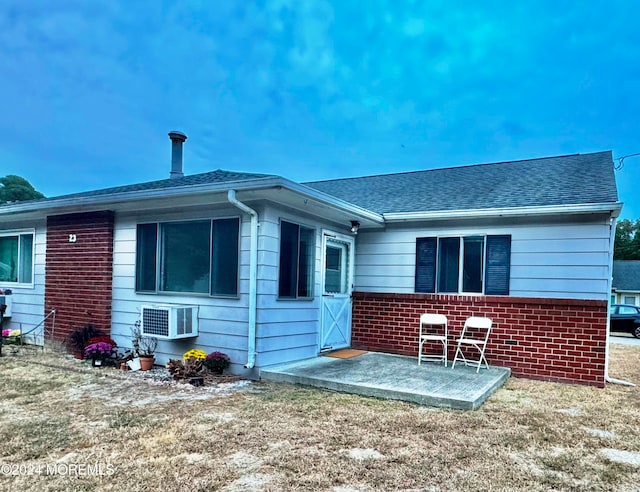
[227,190,258,369]
[604,215,635,387]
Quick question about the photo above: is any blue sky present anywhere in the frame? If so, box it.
[1,1,639,218]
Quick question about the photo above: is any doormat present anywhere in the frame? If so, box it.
[324,349,368,359]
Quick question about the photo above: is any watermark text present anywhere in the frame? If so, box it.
[1,462,115,476]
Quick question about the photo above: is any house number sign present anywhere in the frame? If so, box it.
[68,234,77,243]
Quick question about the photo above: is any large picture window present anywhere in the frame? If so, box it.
[0,231,34,285]
[278,220,315,299]
[416,235,510,295]
[136,218,239,296]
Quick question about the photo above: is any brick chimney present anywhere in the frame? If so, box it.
[168,131,187,178]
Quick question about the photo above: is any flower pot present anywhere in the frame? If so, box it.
[139,356,155,371]
[189,377,204,387]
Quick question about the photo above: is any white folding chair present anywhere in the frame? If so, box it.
[451,316,493,373]
[418,313,448,367]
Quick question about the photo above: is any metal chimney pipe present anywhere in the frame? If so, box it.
[168,131,187,178]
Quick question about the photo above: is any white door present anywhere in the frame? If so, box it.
[320,232,355,351]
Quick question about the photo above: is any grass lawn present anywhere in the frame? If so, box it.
[0,344,639,491]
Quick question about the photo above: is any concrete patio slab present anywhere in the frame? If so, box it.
[260,352,511,410]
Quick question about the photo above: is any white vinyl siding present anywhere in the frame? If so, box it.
[111,207,249,367]
[256,206,327,366]
[111,204,348,369]
[0,220,46,341]
[355,217,613,300]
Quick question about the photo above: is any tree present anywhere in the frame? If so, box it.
[0,175,45,204]
[614,218,640,260]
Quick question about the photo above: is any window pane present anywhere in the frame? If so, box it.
[278,221,298,298]
[297,226,315,297]
[278,221,315,299]
[136,224,158,292]
[324,243,348,294]
[211,218,239,296]
[0,236,18,282]
[438,237,459,293]
[18,234,33,283]
[160,221,210,293]
[324,245,342,294]
[623,296,636,305]
[462,236,484,293]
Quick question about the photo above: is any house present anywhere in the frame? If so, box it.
[612,260,640,305]
[0,133,622,387]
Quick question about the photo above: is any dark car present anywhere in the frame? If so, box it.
[610,304,640,338]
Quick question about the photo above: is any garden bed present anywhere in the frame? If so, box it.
[0,346,639,490]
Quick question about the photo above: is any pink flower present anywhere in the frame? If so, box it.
[84,342,114,358]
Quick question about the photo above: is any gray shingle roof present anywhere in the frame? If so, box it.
[45,169,275,201]
[1,151,619,217]
[304,151,618,214]
[613,260,640,291]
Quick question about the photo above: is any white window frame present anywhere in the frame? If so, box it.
[277,219,316,300]
[436,235,486,294]
[324,241,349,295]
[0,229,35,287]
[135,217,240,298]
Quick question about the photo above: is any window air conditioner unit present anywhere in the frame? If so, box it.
[0,295,12,318]
[140,304,199,339]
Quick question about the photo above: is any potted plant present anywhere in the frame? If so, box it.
[86,335,118,347]
[114,347,134,370]
[167,355,206,386]
[131,327,158,371]
[204,351,231,375]
[183,349,207,361]
[84,341,115,367]
[67,325,99,359]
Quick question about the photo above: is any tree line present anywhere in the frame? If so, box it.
[0,175,44,204]
[615,219,640,260]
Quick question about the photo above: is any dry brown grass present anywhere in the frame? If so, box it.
[0,344,639,491]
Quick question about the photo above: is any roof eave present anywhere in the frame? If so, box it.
[279,180,385,225]
[0,176,284,215]
[383,202,624,223]
[0,175,386,225]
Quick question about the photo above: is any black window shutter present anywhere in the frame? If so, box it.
[415,237,437,293]
[485,235,511,295]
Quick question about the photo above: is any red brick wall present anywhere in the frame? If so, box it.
[351,292,608,387]
[44,211,115,342]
